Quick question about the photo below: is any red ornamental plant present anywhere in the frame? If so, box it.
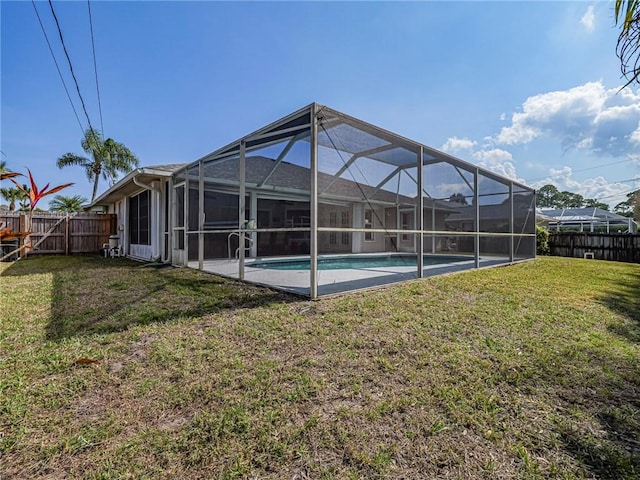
[0,169,73,260]
[0,172,22,181]
[10,169,74,211]
[0,171,26,244]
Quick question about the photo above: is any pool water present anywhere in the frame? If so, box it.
[247,254,471,271]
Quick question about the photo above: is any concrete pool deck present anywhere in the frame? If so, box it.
[187,254,513,296]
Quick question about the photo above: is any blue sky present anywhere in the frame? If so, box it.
[2,0,639,209]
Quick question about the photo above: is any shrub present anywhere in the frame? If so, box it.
[536,225,550,256]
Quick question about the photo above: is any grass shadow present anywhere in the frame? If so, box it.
[597,271,640,343]
[560,426,639,480]
[1,255,300,340]
[542,342,640,478]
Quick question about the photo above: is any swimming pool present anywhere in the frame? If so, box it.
[247,254,472,271]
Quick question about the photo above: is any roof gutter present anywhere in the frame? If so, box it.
[92,167,179,207]
[132,174,161,193]
[90,168,142,207]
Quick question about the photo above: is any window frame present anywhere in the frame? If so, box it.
[364,208,374,242]
[129,189,151,246]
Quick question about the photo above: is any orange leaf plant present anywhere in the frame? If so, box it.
[1,168,73,261]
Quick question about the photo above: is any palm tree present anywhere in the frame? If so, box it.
[616,0,640,86]
[57,128,139,202]
[0,187,22,211]
[49,194,88,213]
[17,184,31,211]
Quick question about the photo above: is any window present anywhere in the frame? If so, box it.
[203,191,243,229]
[364,208,374,241]
[329,212,337,245]
[341,211,350,245]
[129,190,150,245]
[401,212,411,241]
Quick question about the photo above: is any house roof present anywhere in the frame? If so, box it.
[539,207,631,223]
[202,155,460,211]
[444,194,535,224]
[91,164,188,206]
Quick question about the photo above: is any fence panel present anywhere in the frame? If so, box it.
[69,215,117,253]
[0,212,116,256]
[548,232,640,263]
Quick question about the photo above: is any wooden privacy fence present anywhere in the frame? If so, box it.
[548,232,640,263]
[0,212,117,256]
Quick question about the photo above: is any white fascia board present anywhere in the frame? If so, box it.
[90,167,175,206]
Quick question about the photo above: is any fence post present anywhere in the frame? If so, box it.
[65,215,70,255]
[570,233,574,258]
[20,213,28,258]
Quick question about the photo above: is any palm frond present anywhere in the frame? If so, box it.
[58,128,138,201]
[56,153,90,168]
[49,194,88,212]
[81,128,104,155]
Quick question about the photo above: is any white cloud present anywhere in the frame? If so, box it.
[580,5,595,31]
[473,148,519,180]
[441,136,476,153]
[441,137,521,181]
[439,81,640,208]
[441,82,639,207]
[531,166,637,208]
[629,122,640,145]
[496,81,640,158]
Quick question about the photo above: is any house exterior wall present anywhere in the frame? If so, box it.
[99,182,167,263]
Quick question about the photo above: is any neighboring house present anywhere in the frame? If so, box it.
[540,207,638,233]
[90,103,536,297]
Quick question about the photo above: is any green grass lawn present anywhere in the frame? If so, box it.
[1,255,638,479]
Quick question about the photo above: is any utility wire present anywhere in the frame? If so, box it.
[603,177,640,185]
[597,186,639,201]
[87,0,104,133]
[525,158,635,184]
[48,0,94,132]
[31,0,84,135]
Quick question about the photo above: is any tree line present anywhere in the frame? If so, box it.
[536,184,640,219]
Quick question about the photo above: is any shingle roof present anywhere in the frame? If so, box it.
[204,155,456,210]
[143,164,189,173]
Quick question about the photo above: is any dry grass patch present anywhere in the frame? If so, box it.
[1,255,639,479]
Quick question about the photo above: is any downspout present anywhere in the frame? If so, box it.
[133,175,163,261]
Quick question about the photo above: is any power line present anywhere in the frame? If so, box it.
[603,177,640,184]
[31,0,84,135]
[87,0,104,133]
[48,0,94,132]
[597,187,639,201]
[525,158,636,184]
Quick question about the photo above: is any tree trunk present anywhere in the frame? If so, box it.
[92,176,100,202]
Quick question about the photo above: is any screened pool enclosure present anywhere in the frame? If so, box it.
[171,104,535,298]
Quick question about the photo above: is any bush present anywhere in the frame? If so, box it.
[536,225,550,256]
